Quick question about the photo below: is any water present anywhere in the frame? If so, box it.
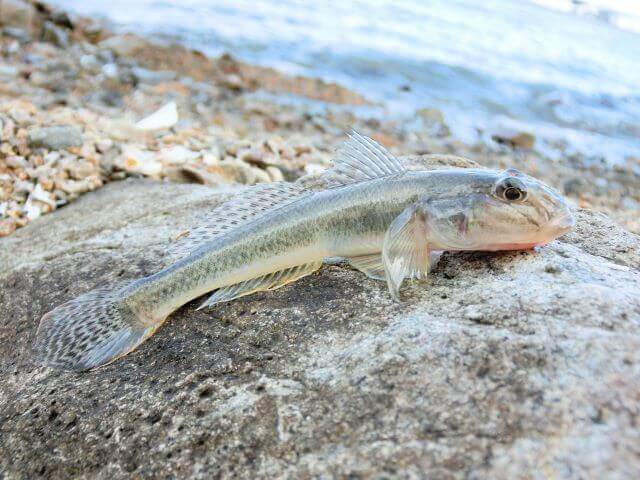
[52,0,640,164]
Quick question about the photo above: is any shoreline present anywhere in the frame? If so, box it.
[1,0,639,236]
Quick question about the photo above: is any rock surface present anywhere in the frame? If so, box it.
[1,174,639,479]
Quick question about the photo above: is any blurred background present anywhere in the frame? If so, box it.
[1,0,639,237]
[50,0,640,165]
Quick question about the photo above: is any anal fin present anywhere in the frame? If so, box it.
[198,261,322,309]
[347,253,386,280]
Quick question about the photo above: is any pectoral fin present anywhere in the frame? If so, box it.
[382,203,437,300]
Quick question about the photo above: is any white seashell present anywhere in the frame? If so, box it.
[158,145,199,165]
[23,196,42,220]
[135,101,178,131]
[31,184,56,208]
[118,145,162,177]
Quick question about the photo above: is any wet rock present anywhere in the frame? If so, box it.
[27,125,83,150]
[491,128,536,150]
[0,180,638,478]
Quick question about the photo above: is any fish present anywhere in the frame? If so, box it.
[34,132,575,371]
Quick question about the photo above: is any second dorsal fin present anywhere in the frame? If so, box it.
[321,131,405,188]
[167,181,310,261]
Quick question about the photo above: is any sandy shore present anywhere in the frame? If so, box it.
[1,0,639,237]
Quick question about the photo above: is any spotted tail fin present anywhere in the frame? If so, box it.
[34,281,160,371]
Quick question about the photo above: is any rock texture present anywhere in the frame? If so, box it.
[1,177,639,479]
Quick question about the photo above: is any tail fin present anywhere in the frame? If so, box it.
[34,282,159,371]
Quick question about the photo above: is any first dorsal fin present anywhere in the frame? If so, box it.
[320,131,405,188]
[167,181,310,261]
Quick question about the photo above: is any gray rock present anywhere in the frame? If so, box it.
[1,25,31,42]
[27,125,83,150]
[131,66,178,85]
[0,178,639,479]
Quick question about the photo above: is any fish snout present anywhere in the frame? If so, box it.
[546,209,575,236]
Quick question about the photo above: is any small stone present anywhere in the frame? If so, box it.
[416,108,451,137]
[202,150,220,166]
[67,159,98,180]
[79,54,101,73]
[99,34,153,58]
[544,263,562,274]
[131,67,177,85]
[5,156,28,169]
[95,139,114,153]
[266,166,284,182]
[0,218,17,237]
[463,305,485,322]
[491,128,536,150]
[101,63,119,78]
[28,126,83,150]
[1,26,31,42]
[0,0,37,33]
[563,177,587,196]
[0,64,19,77]
[42,21,69,48]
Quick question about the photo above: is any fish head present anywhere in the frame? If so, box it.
[428,168,575,251]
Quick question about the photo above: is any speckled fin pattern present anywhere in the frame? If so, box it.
[197,261,323,309]
[34,281,156,371]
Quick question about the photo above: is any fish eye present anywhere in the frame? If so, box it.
[495,177,527,202]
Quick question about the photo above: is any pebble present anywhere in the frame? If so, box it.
[0,218,17,236]
[0,64,19,77]
[42,21,70,48]
[491,128,536,150]
[544,263,562,274]
[464,305,485,322]
[27,126,83,150]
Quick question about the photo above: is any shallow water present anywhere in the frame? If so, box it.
[52,0,640,164]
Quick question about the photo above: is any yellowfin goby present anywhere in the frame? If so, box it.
[35,133,574,371]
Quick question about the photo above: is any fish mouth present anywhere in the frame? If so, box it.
[546,211,575,236]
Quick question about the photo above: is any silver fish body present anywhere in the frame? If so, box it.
[35,134,574,371]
